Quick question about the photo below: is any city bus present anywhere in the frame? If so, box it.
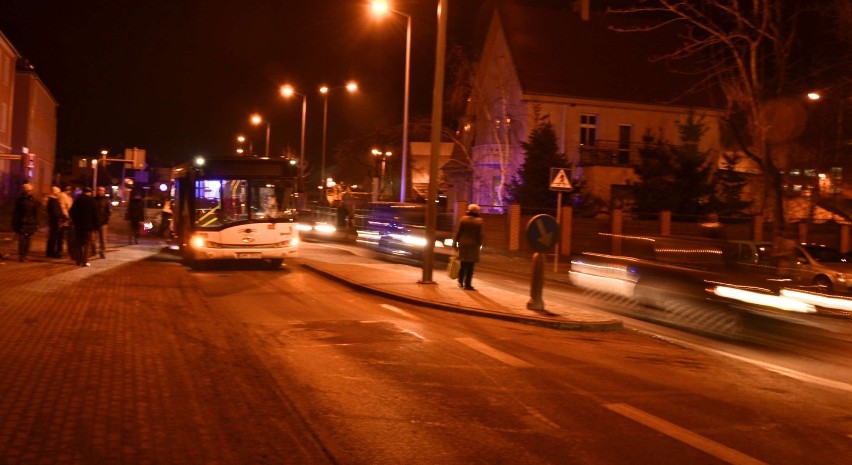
[172,156,300,268]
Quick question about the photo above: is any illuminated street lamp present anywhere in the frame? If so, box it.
[371,0,412,202]
[250,114,270,158]
[236,135,252,156]
[320,81,358,202]
[280,84,308,207]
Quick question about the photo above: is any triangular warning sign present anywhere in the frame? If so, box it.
[550,169,572,190]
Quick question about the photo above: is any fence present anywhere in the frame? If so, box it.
[302,203,852,256]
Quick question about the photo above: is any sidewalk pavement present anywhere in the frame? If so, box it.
[299,247,623,332]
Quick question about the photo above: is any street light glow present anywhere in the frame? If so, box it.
[808,92,821,100]
[346,81,358,92]
[280,85,295,97]
[371,0,390,16]
[250,114,262,125]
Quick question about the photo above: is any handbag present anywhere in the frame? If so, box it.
[447,256,460,279]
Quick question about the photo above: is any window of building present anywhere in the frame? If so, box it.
[580,114,597,146]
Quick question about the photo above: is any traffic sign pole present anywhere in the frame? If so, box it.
[555,192,562,272]
[525,214,559,313]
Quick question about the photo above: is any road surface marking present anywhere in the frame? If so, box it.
[380,304,420,320]
[672,339,852,394]
[455,337,533,367]
[604,403,768,465]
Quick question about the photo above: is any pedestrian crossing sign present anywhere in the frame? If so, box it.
[549,168,573,191]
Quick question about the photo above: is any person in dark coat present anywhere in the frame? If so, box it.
[94,186,112,258]
[45,186,66,258]
[12,183,39,262]
[126,192,145,244]
[69,187,99,266]
[453,203,484,290]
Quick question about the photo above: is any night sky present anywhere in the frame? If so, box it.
[0,0,485,168]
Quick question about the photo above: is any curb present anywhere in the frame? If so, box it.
[301,263,622,332]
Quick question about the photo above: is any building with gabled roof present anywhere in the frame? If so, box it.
[461,0,727,210]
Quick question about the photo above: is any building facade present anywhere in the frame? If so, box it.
[0,31,19,201]
[463,2,726,209]
[13,66,58,197]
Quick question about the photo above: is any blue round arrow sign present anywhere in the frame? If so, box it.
[526,214,559,252]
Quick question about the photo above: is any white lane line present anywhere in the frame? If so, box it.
[604,403,768,465]
[672,339,852,394]
[380,304,420,320]
[455,337,533,368]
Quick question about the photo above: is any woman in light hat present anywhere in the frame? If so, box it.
[453,203,484,290]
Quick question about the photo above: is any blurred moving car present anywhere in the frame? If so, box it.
[793,243,852,292]
[143,197,165,233]
[731,240,852,292]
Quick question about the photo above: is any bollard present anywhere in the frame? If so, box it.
[527,252,545,311]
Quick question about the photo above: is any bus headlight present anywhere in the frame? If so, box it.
[191,235,207,249]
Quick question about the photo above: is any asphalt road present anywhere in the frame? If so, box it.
[2,241,852,464]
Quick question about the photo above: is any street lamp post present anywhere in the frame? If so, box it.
[422,0,448,284]
[371,149,392,200]
[250,114,270,158]
[280,85,308,208]
[93,149,108,190]
[320,82,358,203]
[371,1,412,203]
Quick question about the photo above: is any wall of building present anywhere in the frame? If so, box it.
[0,34,18,200]
[13,72,58,197]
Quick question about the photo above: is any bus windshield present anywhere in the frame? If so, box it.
[193,178,297,228]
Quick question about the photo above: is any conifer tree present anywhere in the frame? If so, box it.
[507,110,567,208]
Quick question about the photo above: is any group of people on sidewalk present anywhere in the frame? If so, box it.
[9,183,136,266]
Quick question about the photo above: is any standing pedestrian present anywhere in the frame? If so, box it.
[453,203,484,290]
[45,186,66,258]
[126,192,144,244]
[94,186,112,258]
[58,184,75,260]
[157,198,172,238]
[11,183,39,262]
[69,187,99,266]
[342,185,356,229]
